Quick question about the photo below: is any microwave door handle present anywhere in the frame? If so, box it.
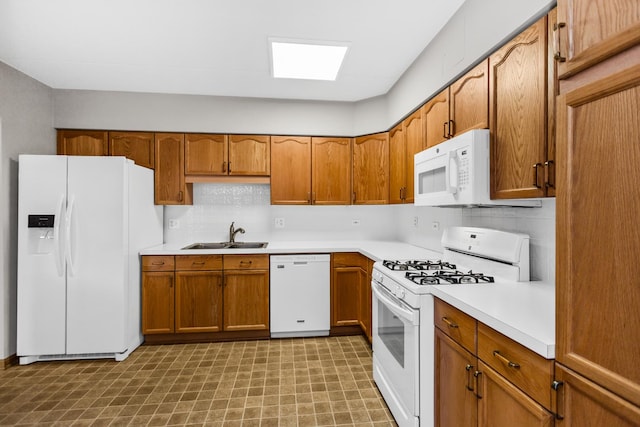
[446,151,459,194]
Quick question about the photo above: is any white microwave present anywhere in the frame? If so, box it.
[414,129,541,207]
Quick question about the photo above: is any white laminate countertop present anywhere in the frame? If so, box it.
[141,239,555,358]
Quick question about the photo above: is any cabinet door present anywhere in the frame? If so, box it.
[403,109,423,204]
[175,271,223,333]
[185,133,228,175]
[331,266,361,327]
[228,135,270,176]
[311,137,352,205]
[489,16,548,199]
[435,329,478,427]
[358,263,371,339]
[352,133,389,204]
[270,136,311,204]
[388,124,405,204]
[555,0,640,78]
[554,363,640,426]
[223,270,269,331]
[449,59,489,137]
[478,361,554,427]
[57,130,108,156]
[556,59,640,406]
[154,133,191,205]
[142,271,175,334]
[108,131,154,169]
[423,88,450,148]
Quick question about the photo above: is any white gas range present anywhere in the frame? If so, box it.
[371,227,530,427]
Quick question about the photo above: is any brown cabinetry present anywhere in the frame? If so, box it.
[223,255,270,331]
[389,110,424,204]
[434,298,554,427]
[228,135,270,176]
[554,0,640,78]
[330,253,372,341]
[311,137,352,205]
[270,136,312,204]
[489,15,554,199]
[184,133,228,175]
[57,130,108,156]
[555,25,640,418]
[154,133,192,205]
[142,254,269,341]
[352,133,389,204]
[423,88,450,148]
[108,131,154,169]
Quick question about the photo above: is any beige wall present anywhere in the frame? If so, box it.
[0,61,55,359]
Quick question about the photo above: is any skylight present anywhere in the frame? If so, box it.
[270,39,349,81]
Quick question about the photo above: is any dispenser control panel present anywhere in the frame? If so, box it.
[28,215,55,228]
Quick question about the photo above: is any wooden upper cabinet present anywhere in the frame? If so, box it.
[311,137,352,205]
[184,133,228,175]
[389,124,405,204]
[270,136,312,204]
[108,131,154,169]
[154,133,192,205]
[556,57,640,407]
[57,130,108,156]
[555,0,640,78]
[352,133,389,204]
[403,109,424,204]
[449,59,489,137]
[423,89,450,148]
[228,135,270,176]
[489,15,548,199]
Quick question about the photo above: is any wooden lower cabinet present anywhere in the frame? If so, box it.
[435,329,478,427]
[478,361,554,427]
[175,271,223,333]
[223,269,270,331]
[331,253,372,341]
[434,298,555,427]
[142,254,269,341]
[554,363,640,426]
[141,271,175,334]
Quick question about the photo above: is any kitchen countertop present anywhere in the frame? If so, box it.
[141,239,555,359]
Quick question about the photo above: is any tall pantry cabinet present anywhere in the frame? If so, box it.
[554,0,640,425]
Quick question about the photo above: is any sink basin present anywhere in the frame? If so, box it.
[181,242,268,250]
[225,242,268,249]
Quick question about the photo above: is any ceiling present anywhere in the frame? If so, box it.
[0,0,465,102]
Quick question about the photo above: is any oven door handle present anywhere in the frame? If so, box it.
[372,282,420,326]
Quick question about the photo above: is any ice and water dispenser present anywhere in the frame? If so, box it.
[27,214,56,254]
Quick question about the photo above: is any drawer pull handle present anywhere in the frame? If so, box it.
[192,261,205,265]
[493,350,520,369]
[151,261,165,265]
[441,317,459,328]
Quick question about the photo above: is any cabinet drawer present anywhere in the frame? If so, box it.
[333,252,366,268]
[176,255,223,271]
[478,322,553,410]
[223,254,269,270]
[434,298,476,354]
[142,256,175,272]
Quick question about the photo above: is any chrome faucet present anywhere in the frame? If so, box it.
[229,222,245,243]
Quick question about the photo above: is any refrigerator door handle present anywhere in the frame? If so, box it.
[53,194,66,277]
[65,195,77,277]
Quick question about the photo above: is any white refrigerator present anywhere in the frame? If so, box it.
[17,155,163,365]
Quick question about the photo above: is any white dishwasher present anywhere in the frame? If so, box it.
[270,254,330,338]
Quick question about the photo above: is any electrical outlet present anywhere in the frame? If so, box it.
[274,217,285,228]
[431,221,440,231]
[413,216,419,227]
[352,219,361,226]
[168,219,180,229]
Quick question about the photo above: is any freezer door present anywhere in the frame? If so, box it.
[17,155,68,356]
[66,156,128,354]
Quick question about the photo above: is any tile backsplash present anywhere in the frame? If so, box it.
[164,184,556,283]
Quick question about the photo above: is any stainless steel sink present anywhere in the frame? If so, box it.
[181,242,268,250]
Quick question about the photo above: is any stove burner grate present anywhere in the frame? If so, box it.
[382,259,457,271]
[405,270,495,285]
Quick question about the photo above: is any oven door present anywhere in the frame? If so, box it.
[372,280,420,427]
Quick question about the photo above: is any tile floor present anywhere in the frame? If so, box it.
[0,336,397,426]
